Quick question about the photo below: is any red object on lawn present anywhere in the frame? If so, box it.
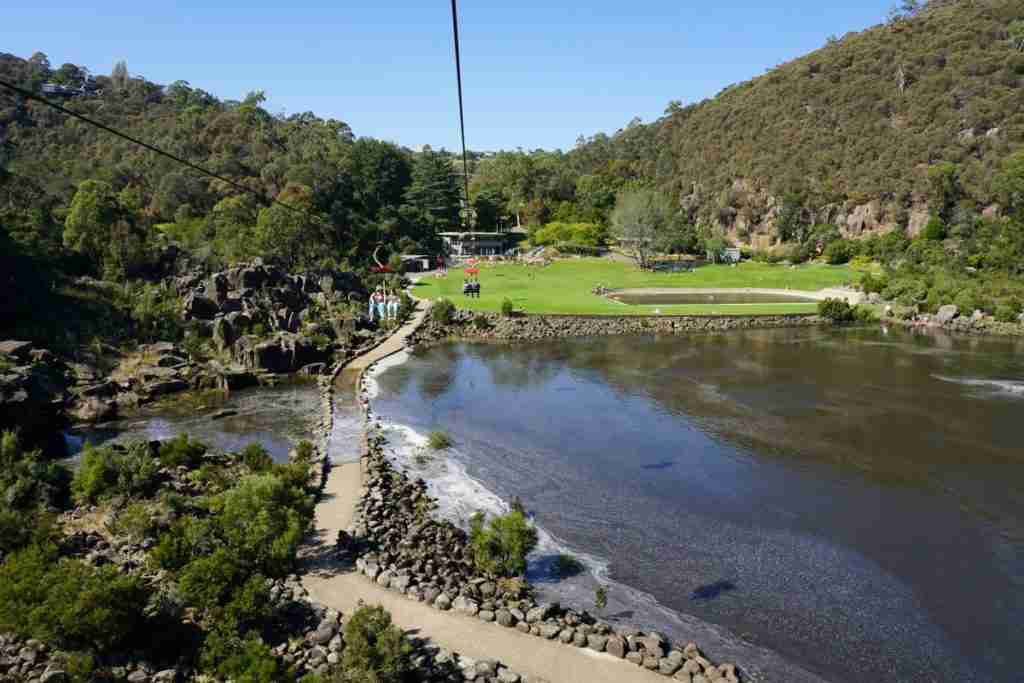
[464,267,479,275]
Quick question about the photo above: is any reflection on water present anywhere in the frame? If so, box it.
[373,327,1024,683]
[67,383,322,464]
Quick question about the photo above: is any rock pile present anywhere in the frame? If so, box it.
[350,429,741,683]
[176,260,370,374]
[898,303,1024,336]
[408,311,819,347]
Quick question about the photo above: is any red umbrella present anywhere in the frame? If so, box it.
[464,267,479,275]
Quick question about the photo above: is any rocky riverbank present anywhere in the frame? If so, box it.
[407,310,821,347]
[346,361,741,683]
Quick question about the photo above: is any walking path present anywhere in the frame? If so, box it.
[301,298,667,683]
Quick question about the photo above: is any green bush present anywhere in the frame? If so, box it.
[852,305,878,323]
[0,546,147,652]
[817,298,855,324]
[0,430,71,511]
[431,298,456,325]
[294,440,316,463]
[107,501,155,541]
[217,474,307,578]
[201,625,288,683]
[501,298,515,317]
[340,605,413,683]
[0,506,58,556]
[995,304,1020,323]
[860,271,888,294]
[427,431,452,451]
[240,443,274,472]
[920,216,947,241]
[468,509,538,577]
[72,442,160,503]
[159,433,207,469]
[824,239,857,265]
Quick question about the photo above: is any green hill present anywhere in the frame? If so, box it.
[562,0,1024,244]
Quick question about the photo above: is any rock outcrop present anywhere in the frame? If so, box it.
[0,340,69,451]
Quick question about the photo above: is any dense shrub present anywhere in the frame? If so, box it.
[920,216,948,241]
[431,298,456,325]
[159,433,207,469]
[201,625,288,683]
[824,239,857,265]
[468,509,538,577]
[0,546,147,652]
[216,474,308,578]
[995,305,1020,323]
[339,605,413,683]
[107,501,155,541]
[500,298,515,317]
[817,298,856,323]
[72,442,160,503]
[0,430,71,511]
[240,443,274,472]
[859,271,888,294]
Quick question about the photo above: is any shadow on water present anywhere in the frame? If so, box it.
[528,553,587,584]
[690,580,737,601]
[641,460,676,471]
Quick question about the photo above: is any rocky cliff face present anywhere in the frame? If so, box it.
[0,341,69,452]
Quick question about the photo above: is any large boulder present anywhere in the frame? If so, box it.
[0,348,68,448]
[233,333,331,374]
[212,317,235,352]
[183,293,219,320]
[936,304,959,324]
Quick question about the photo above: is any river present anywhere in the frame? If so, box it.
[366,326,1024,683]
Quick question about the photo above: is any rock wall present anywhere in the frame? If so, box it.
[409,311,822,347]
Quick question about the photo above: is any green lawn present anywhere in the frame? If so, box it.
[413,258,858,316]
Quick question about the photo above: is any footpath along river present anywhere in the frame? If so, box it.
[365,325,1024,683]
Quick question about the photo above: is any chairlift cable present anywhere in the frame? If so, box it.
[450,0,472,230]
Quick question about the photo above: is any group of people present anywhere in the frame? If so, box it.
[462,279,481,298]
[368,286,401,322]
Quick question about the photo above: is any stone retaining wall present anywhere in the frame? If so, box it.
[409,311,822,347]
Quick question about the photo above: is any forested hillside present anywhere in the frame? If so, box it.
[0,51,462,281]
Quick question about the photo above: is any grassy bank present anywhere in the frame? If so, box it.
[414,259,856,315]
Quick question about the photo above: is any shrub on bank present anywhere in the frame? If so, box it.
[468,509,538,577]
[159,433,207,469]
[72,442,160,503]
[338,605,413,683]
[431,298,456,325]
[817,298,856,324]
[427,430,452,451]
[501,298,515,317]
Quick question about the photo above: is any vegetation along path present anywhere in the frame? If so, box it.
[302,301,671,683]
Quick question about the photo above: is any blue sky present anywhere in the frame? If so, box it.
[6,1,892,151]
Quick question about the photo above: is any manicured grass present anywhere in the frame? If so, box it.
[414,258,857,316]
